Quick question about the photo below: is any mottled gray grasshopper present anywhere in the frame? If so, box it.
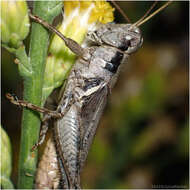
[6,1,172,189]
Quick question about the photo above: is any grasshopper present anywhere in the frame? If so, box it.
[6,1,172,189]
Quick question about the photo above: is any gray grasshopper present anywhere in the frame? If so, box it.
[6,1,172,189]
[53,23,143,189]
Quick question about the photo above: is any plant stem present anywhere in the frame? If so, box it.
[17,2,62,188]
[1,177,14,189]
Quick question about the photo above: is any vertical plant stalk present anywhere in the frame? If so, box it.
[17,2,62,188]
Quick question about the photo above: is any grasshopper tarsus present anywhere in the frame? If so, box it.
[6,93,20,106]
[31,144,38,152]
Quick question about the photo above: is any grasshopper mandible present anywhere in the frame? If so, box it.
[6,1,172,189]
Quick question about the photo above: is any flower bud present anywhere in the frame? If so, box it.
[0,126,13,188]
[0,0,30,48]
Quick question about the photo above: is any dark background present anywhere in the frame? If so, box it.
[1,1,189,189]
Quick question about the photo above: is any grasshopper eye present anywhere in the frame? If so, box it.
[124,25,143,54]
[125,35,143,54]
[134,27,141,34]
[87,23,143,55]
[125,35,132,41]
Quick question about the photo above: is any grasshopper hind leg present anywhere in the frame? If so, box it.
[5,93,64,150]
[58,157,69,189]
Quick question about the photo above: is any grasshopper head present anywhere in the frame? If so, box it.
[87,23,143,54]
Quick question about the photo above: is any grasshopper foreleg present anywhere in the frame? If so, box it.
[6,93,75,151]
[31,115,51,151]
[6,93,64,118]
[29,13,88,60]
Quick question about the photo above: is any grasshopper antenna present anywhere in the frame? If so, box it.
[133,1,158,27]
[110,1,131,23]
[132,1,173,28]
[29,13,86,59]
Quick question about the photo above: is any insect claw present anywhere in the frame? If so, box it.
[31,144,38,152]
[5,93,14,101]
[5,93,22,108]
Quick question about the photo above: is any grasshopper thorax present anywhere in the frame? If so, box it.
[87,23,143,55]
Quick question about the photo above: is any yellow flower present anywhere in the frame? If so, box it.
[89,1,115,24]
[50,0,114,55]
[64,0,114,24]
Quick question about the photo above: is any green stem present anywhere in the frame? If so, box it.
[17,2,62,188]
[1,176,14,189]
[15,45,32,78]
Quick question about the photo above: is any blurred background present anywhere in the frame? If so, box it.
[1,1,189,189]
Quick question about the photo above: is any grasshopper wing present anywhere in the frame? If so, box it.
[79,84,109,171]
[54,75,81,189]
